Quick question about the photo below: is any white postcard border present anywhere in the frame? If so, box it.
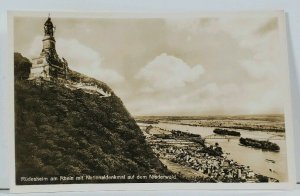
[8,10,296,193]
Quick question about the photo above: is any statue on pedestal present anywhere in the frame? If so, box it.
[44,15,55,37]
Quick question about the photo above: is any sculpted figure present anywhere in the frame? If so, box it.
[44,17,55,36]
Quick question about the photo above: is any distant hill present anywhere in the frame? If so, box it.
[14,53,174,184]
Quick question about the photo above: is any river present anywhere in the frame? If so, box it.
[140,122,288,182]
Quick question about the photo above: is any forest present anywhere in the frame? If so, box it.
[14,53,173,184]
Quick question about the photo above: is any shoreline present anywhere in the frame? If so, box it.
[141,125,279,183]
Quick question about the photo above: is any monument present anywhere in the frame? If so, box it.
[29,15,68,81]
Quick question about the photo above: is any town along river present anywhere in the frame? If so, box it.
[141,122,288,182]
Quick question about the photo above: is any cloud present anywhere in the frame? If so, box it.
[17,16,285,116]
[126,82,242,116]
[27,35,44,58]
[165,18,220,35]
[239,23,281,81]
[27,36,124,84]
[240,60,271,79]
[135,53,205,92]
[126,76,284,116]
[255,18,278,36]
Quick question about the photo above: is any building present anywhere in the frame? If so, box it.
[29,16,68,81]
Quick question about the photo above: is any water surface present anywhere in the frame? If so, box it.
[140,122,288,182]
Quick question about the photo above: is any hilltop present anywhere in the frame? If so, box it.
[14,53,175,184]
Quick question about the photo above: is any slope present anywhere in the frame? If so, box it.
[14,53,174,184]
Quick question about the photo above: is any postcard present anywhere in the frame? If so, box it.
[8,11,295,192]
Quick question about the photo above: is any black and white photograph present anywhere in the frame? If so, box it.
[9,11,295,192]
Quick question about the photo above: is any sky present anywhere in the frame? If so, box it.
[14,13,287,116]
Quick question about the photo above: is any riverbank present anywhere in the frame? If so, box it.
[141,125,279,183]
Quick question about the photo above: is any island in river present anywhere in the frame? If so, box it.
[213,128,241,136]
[239,137,280,152]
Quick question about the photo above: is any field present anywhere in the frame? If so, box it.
[135,115,285,132]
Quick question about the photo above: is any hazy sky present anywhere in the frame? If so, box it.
[14,13,287,116]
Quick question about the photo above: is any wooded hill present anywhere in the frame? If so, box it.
[14,53,174,184]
